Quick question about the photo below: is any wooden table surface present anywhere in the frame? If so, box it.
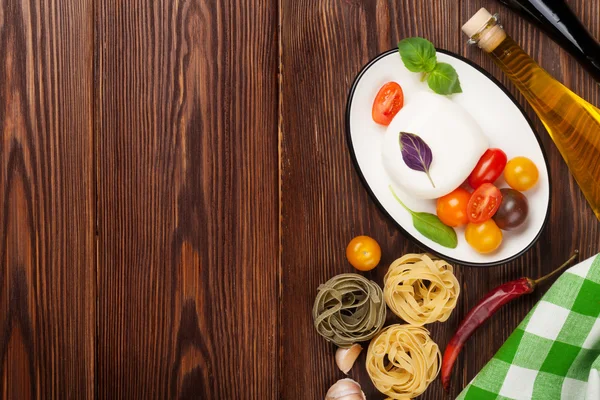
[1,0,599,398]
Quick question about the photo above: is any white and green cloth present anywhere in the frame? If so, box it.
[458,255,600,400]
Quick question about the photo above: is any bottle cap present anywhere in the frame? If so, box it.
[462,8,493,38]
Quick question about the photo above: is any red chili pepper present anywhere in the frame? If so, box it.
[441,251,579,391]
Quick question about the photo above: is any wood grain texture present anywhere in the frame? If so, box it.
[280,0,600,399]
[0,0,597,398]
[95,0,279,398]
[0,0,95,398]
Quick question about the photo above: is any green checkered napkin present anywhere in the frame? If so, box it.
[458,255,600,400]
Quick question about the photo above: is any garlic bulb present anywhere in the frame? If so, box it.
[335,344,362,374]
[325,378,366,400]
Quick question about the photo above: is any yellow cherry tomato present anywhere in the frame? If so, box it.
[346,236,381,271]
[465,220,503,254]
[504,156,539,191]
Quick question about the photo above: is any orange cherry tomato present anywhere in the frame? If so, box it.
[465,220,503,254]
[436,188,471,227]
[346,236,382,271]
[504,156,539,191]
[467,183,503,224]
[372,82,404,126]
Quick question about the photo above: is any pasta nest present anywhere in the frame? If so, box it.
[313,273,386,347]
[383,253,459,326]
[366,324,440,399]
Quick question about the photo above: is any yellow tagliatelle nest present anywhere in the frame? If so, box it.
[366,324,440,399]
[383,253,459,326]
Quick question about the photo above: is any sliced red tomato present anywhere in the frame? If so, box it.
[467,183,503,224]
[467,148,508,189]
[372,82,404,126]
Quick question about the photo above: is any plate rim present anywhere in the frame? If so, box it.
[345,48,552,267]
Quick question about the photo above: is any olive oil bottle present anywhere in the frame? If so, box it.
[463,9,600,220]
[496,0,600,82]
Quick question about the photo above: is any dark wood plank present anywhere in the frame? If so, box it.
[95,0,280,398]
[280,0,600,399]
[0,0,95,398]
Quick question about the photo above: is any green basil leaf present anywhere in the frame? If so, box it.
[398,38,437,73]
[411,212,458,249]
[389,184,457,248]
[427,62,462,95]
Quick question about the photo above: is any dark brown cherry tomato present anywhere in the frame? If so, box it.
[467,148,508,189]
[467,183,503,224]
[372,82,404,126]
[493,188,529,230]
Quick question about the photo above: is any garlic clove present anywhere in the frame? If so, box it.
[335,344,363,374]
[325,378,366,400]
[333,395,365,400]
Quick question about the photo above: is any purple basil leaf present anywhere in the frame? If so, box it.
[399,132,435,188]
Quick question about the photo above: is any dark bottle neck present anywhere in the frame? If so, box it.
[498,0,600,82]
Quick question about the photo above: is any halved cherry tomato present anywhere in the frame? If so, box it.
[346,235,381,271]
[467,148,507,189]
[465,220,503,254]
[436,188,471,227]
[504,156,539,191]
[467,183,503,224]
[372,82,404,126]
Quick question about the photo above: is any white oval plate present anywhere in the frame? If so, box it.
[346,49,551,267]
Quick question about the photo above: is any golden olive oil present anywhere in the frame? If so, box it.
[464,9,600,219]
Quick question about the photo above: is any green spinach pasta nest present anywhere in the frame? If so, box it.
[312,273,386,347]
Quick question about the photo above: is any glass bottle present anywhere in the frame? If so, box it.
[463,9,600,219]
[496,0,600,83]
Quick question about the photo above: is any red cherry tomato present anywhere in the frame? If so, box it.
[372,82,404,126]
[467,183,503,224]
[467,148,508,189]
